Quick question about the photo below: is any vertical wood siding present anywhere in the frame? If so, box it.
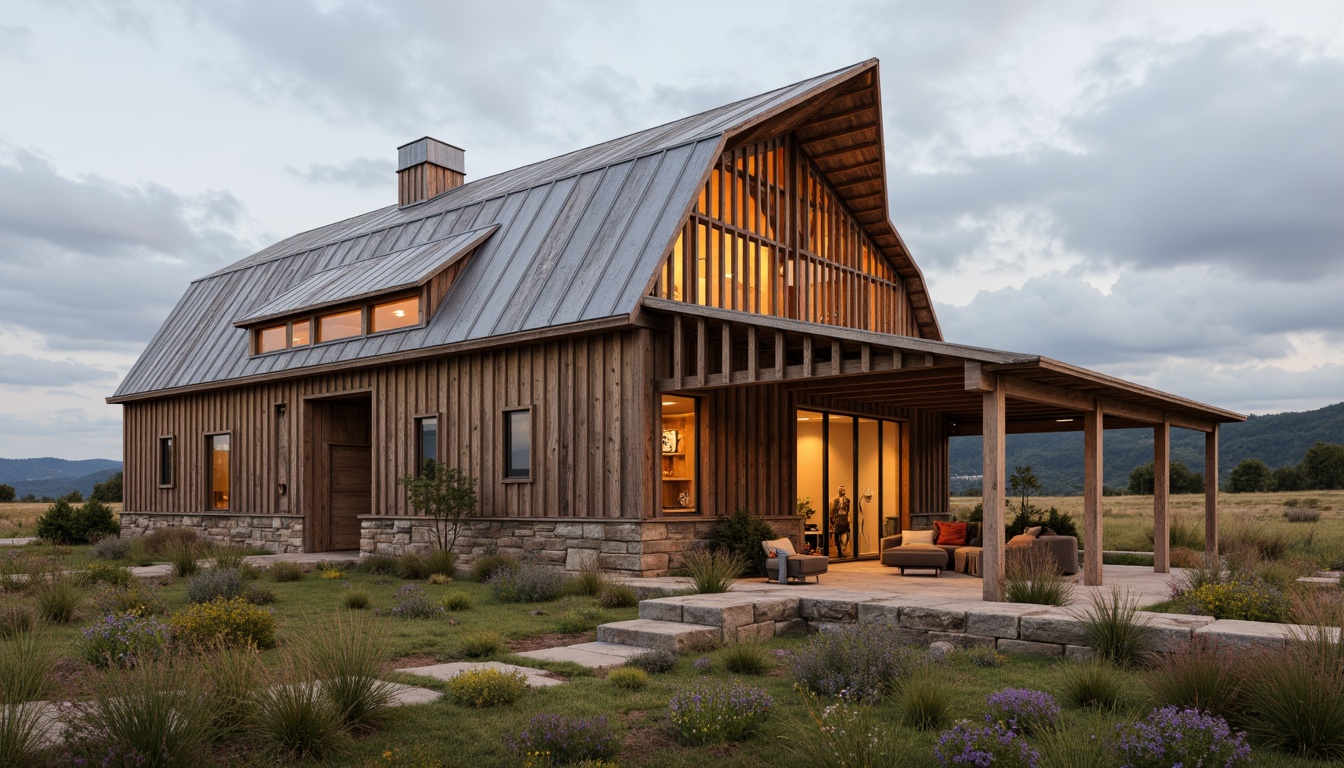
[123,331,651,522]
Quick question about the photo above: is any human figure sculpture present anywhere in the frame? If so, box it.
[830,485,851,557]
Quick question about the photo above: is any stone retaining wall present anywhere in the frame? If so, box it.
[119,512,304,553]
[635,591,1324,657]
[359,515,802,577]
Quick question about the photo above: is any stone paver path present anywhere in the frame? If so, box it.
[0,537,36,546]
[397,660,565,687]
[515,641,648,669]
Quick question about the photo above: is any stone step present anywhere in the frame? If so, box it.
[515,641,646,669]
[596,619,719,652]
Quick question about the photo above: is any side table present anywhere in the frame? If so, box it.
[953,546,983,577]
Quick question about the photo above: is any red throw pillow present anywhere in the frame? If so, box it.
[936,521,967,546]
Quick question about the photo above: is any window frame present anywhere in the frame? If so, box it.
[658,395,700,515]
[249,292,426,356]
[502,408,533,482]
[206,431,232,512]
[157,434,175,489]
[414,414,440,477]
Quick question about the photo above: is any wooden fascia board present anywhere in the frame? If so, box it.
[1029,357,1244,423]
[107,313,635,404]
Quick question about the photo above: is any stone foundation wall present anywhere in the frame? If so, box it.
[360,515,804,577]
[119,512,304,553]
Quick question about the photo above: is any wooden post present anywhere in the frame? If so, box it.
[981,379,1006,602]
[1153,417,1171,573]
[1083,403,1104,586]
[1205,424,1219,561]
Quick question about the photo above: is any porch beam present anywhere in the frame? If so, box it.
[1083,401,1104,586]
[721,323,731,383]
[696,319,707,388]
[673,315,684,388]
[982,374,1007,602]
[747,326,759,382]
[774,331,785,380]
[951,418,1086,437]
[1154,417,1171,573]
[1205,425,1220,561]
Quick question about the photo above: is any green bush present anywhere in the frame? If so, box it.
[82,561,134,588]
[446,667,528,707]
[185,568,248,604]
[719,642,771,675]
[396,552,433,580]
[596,583,638,609]
[1182,580,1290,622]
[1005,505,1079,540]
[668,680,772,744]
[35,498,120,544]
[424,548,457,577]
[343,588,371,610]
[683,548,746,594]
[91,536,132,561]
[440,592,473,612]
[898,664,952,730]
[469,553,518,582]
[712,508,777,576]
[1058,659,1127,709]
[170,596,276,649]
[458,631,504,658]
[268,561,304,582]
[82,610,173,669]
[607,667,648,690]
[626,648,678,674]
[357,554,399,575]
[487,562,568,603]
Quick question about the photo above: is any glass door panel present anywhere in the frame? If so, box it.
[795,411,825,552]
[857,418,880,557]
[882,422,901,538]
[826,414,855,559]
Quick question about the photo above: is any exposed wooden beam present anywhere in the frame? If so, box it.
[798,123,877,146]
[1083,402,1104,586]
[806,141,880,163]
[805,103,876,130]
[1205,425,1219,561]
[1154,417,1171,574]
[831,175,883,193]
[982,383,1007,603]
[820,156,879,175]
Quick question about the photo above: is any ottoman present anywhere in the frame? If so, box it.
[880,545,948,576]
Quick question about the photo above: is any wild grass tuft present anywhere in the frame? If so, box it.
[683,548,746,594]
[357,554,399,575]
[0,600,36,639]
[445,667,527,707]
[898,664,952,730]
[1284,507,1322,523]
[342,588,371,610]
[566,561,608,596]
[596,583,638,609]
[396,552,433,580]
[1221,515,1291,561]
[298,611,396,732]
[1058,659,1127,709]
[1242,600,1344,760]
[65,656,213,767]
[457,631,504,659]
[165,540,201,578]
[250,662,345,760]
[141,527,201,555]
[468,553,518,583]
[556,604,602,634]
[209,543,249,571]
[0,632,54,767]
[719,642,772,676]
[30,570,81,624]
[267,561,304,582]
[200,644,262,739]
[626,649,678,674]
[1004,546,1073,606]
[1145,638,1245,719]
[424,548,456,578]
[1075,587,1153,668]
[607,667,648,690]
[440,592,473,612]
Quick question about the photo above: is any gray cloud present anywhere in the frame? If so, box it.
[0,25,32,57]
[0,353,117,388]
[289,156,392,190]
[0,408,124,460]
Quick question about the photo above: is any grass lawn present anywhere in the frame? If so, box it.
[0,501,125,538]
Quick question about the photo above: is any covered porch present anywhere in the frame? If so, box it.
[644,299,1244,602]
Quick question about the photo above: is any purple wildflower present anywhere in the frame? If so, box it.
[984,688,1060,735]
[1116,706,1250,768]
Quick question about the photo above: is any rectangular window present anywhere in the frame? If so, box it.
[416,416,438,476]
[660,396,698,513]
[208,434,230,510]
[371,296,420,333]
[503,410,531,480]
[256,325,287,353]
[291,318,311,346]
[318,309,361,342]
[158,435,174,488]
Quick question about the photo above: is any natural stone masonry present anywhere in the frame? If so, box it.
[120,513,304,553]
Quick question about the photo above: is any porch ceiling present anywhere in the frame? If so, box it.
[643,299,1244,433]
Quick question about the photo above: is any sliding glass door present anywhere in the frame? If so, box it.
[795,410,904,561]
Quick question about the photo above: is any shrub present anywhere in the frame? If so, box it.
[1220,517,1291,561]
[469,553,518,582]
[1145,639,1245,719]
[0,632,54,766]
[557,604,602,634]
[170,596,276,649]
[92,535,133,561]
[683,548,747,594]
[440,592,473,611]
[984,688,1059,735]
[1075,588,1153,668]
[596,583,638,609]
[209,543,249,571]
[668,680,772,744]
[92,581,166,617]
[1284,507,1322,523]
[719,642,771,675]
[427,572,452,585]
[268,561,304,582]
[388,584,444,619]
[607,667,648,690]
[244,583,276,605]
[63,658,213,768]
[458,631,503,658]
[1165,515,1205,551]
[82,560,134,588]
[487,562,569,603]
[1006,505,1079,540]
[343,588,371,610]
[935,721,1038,768]
[185,567,248,604]
[446,667,528,707]
[567,562,608,596]
[424,548,457,577]
[693,656,712,673]
[166,540,201,578]
[1182,579,1289,622]
[1004,546,1073,606]
[1170,546,1204,569]
[35,498,120,544]
[358,554,400,575]
[787,622,921,702]
[1058,659,1126,709]
[396,552,433,580]
[712,508,777,576]
[792,691,906,768]
[506,713,617,765]
[626,648,678,674]
[956,646,1006,669]
[250,665,344,760]
[82,611,174,669]
[899,665,952,730]
[31,571,81,624]
[141,527,201,555]
[320,568,345,580]
[1115,706,1250,768]
[298,612,395,732]
[1243,627,1344,759]
[0,600,35,638]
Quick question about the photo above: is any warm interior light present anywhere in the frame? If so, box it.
[1056,418,1075,423]
[393,310,405,317]
[662,401,677,406]
[798,417,810,421]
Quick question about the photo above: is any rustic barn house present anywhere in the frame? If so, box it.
[110,60,1242,600]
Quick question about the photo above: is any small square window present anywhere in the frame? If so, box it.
[503,410,531,480]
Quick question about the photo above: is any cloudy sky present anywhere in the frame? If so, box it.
[2,1,1341,460]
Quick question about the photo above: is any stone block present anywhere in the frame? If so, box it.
[900,606,966,632]
[684,601,756,632]
[638,553,669,573]
[599,553,641,572]
[583,524,607,539]
[1194,619,1292,652]
[1019,613,1090,646]
[554,523,585,538]
[753,598,800,623]
[856,600,903,625]
[927,631,995,650]
[800,598,857,622]
[965,613,1020,639]
[1064,645,1095,662]
[997,639,1064,658]
[607,524,643,542]
[774,619,807,637]
[734,622,776,644]
[638,600,683,622]
[641,523,667,541]
[565,548,599,572]
[641,538,688,554]
[805,620,848,635]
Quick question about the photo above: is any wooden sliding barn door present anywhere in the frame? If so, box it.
[328,444,370,551]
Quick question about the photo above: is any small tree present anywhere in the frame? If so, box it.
[1008,465,1041,513]
[91,471,123,503]
[0,484,13,503]
[1301,441,1344,490]
[61,490,84,504]
[398,462,478,553]
[1273,465,1308,492]
[1227,459,1273,493]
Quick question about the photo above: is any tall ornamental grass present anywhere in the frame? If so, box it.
[682,549,747,594]
[1003,546,1073,606]
[1075,588,1153,668]
[0,632,54,767]
[298,611,395,732]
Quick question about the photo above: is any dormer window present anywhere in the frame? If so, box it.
[370,296,420,333]
[249,294,423,355]
[318,308,362,342]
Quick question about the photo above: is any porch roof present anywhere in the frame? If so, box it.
[642,298,1244,432]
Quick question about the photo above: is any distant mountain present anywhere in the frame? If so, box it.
[950,401,1344,495]
[0,457,123,500]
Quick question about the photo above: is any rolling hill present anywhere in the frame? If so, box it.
[0,457,123,500]
[949,401,1344,495]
